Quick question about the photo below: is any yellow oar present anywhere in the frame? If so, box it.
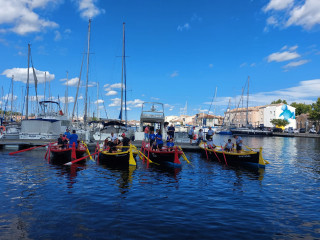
[138,150,159,165]
[178,146,190,164]
[82,141,94,161]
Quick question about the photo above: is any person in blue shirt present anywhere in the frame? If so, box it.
[234,135,243,153]
[69,130,79,148]
[149,130,156,147]
[64,128,71,140]
[166,138,174,151]
[167,124,175,139]
[155,129,163,151]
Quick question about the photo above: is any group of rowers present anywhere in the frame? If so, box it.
[57,129,79,149]
[144,126,176,151]
[102,132,131,153]
[189,126,244,153]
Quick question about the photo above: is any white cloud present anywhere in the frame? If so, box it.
[240,62,247,68]
[177,23,190,31]
[170,71,179,78]
[103,83,109,88]
[1,68,55,84]
[77,0,105,19]
[151,97,159,101]
[59,96,74,104]
[204,79,320,107]
[2,94,18,101]
[109,98,121,107]
[263,0,320,30]
[54,30,61,41]
[264,0,294,12]
[78,95,84,100]
[0,0,59,35]
[94,99,104,104]
[110,83,124,89]
[267,50,300,62]
[61,77,80,87]
[105,90,117,96]
[127,99,144,108]
[283,59,309,69]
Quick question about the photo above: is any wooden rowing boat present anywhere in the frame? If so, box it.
[50,143,87,165]
[98,145,136,167]
[199,141,268,168]
[141,142,183,167]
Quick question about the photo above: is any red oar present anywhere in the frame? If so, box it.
[64,151,101,165]
[221,145,228,166]
[9,142,55,155]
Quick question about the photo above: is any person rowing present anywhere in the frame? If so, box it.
[234,135,243,153]
[155,129,163,151]
[166,137,175,151]
[69,130,78,148]
[206,126,214,140]
[121,133,131,151]
[207,137,216,149]
[224,139,234,152]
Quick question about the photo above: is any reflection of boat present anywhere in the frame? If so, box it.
[141,142,183,168]
[98,145,136,167]
[199,141,268,168]
[50,143,87,165]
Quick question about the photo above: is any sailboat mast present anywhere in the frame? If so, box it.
[246,76,249,126]
[84,19,91,126]
[72,51,85,122]
[44,72,46,101]
[66,71,68,117]
[26,44,30,120]
[96,82,99,119]
[10,75,14,121]
[120,22,125,122]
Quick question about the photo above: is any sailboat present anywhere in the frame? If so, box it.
[93,22,134,141]
[19,44,71,140]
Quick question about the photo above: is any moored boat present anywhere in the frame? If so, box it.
[199,141,269,168]
[49,143,87,165]
[141,141,184,168]
[98,145,136,167]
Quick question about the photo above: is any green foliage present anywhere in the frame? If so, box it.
[291,102,312,116]
[270,119,289,127]
[309,97,320,121]
[271,99,287,104]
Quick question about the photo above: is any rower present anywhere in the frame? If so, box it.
[69,130,79,148]
[207,137,216,149]
[166,137,175,151]
[224,139,234,152]
[58,134,64,149]
[110,132,117,142]
[206,126,214,140]
[234,135,243,153]
[121,133,130,151]
[64,128,71,140]
[155,129,163,151]
[149,130,156,147]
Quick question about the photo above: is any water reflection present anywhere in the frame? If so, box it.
[99,163,136,194]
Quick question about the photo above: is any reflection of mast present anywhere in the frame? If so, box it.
[84,19,91,126]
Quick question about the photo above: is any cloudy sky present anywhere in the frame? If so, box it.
[0,0,320,119]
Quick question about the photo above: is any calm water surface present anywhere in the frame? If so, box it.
[0,136,320,240]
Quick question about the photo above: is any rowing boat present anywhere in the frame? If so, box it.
[50,143,87,165]
[141,142,183,167]
[98,145,136,167]
[199,141,268,168]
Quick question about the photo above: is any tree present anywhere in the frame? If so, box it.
[271,99,287,104]
[270,119,289,128]
[309,98,320,128]
[291,102,312,116]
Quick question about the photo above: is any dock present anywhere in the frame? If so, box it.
[0,139,201,152]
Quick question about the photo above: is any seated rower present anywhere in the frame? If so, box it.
[224,139,234,152]
[151,141,158,151]
[155,129,163,151]
[166,138,175,151]
[121,133,131,151]
[206,138,216,149]
[103,138,110,150]
[149,130,156,147]
[69,130,79,149]
[58,134,66,149]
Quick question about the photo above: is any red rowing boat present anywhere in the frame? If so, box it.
[141,142,183,167]
[49,143,87,165]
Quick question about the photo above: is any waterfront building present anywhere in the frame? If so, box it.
[224,104,296,128]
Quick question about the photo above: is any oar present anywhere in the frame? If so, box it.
[82,141,94,162]
[178,146,190,164]
[138,150,158,165]
[208,145,221,163]
[203,142,209,160]
[64,151,101,165]
[220,145,228,166]
[9,142,56,155]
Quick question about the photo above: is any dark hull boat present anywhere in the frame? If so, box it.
[141,143,183,168]
[199,142,268,169]
[98,145,136,167]
[50,143,87,165]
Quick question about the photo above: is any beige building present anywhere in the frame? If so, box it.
[195,113,223,126]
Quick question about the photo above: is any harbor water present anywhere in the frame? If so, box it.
[0,135,320,239]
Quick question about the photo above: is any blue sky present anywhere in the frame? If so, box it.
[0,0,320,120]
